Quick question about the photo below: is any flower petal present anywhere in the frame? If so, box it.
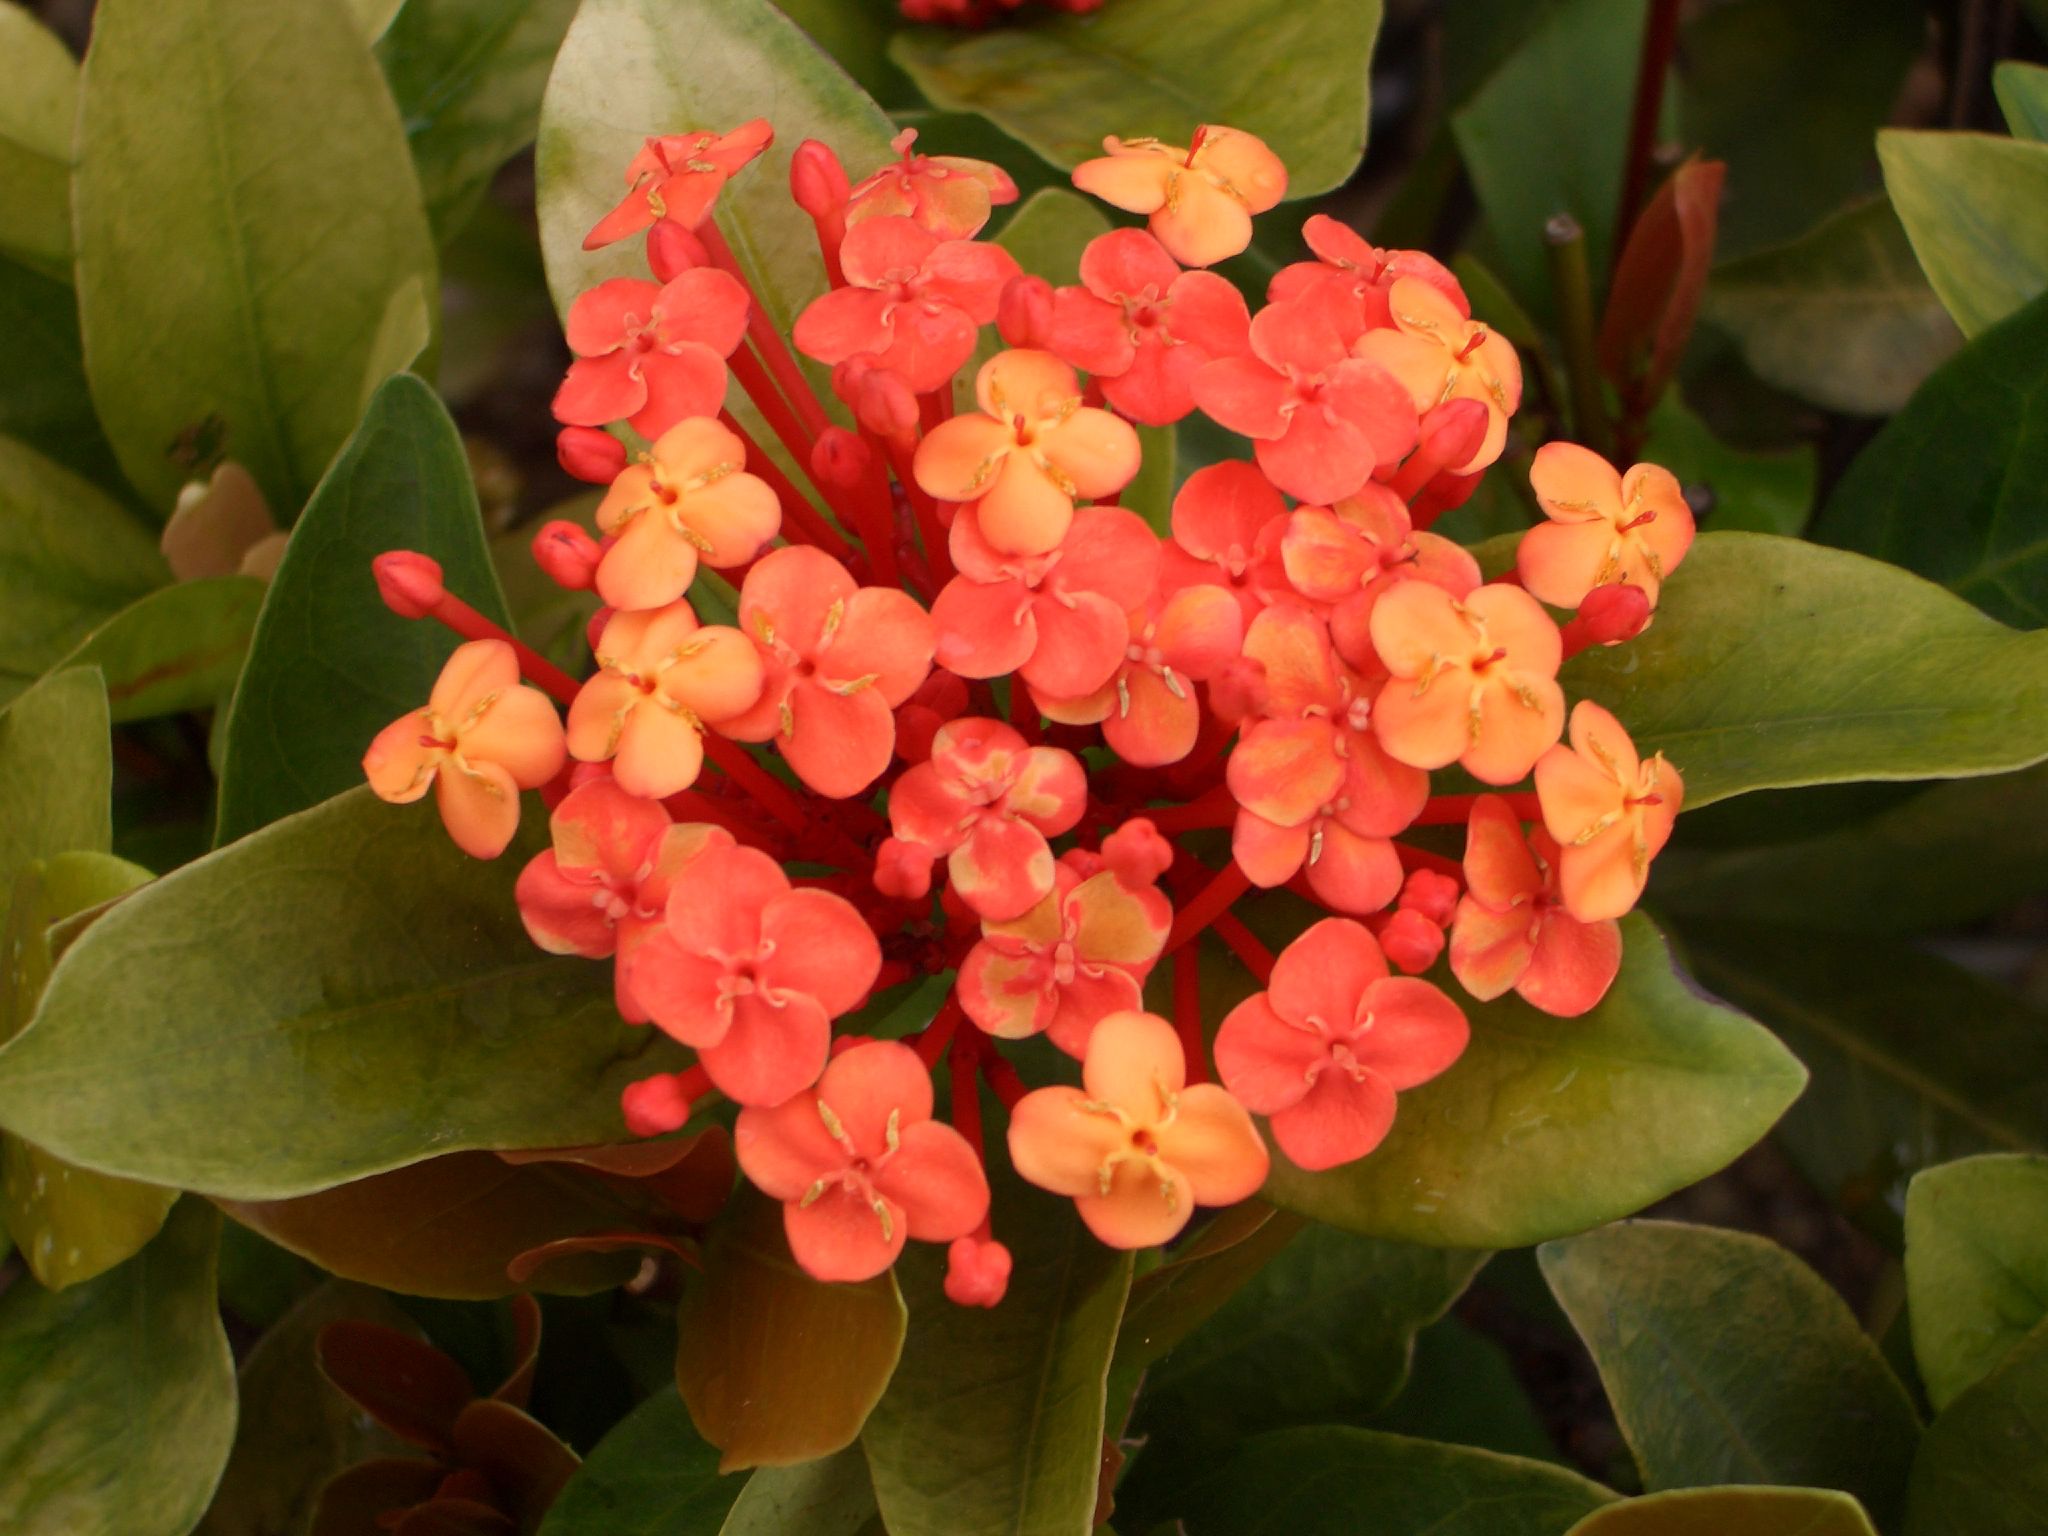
[1517,912,1623,1017]
[1157,1083,1269,1205]
[760,886,882,1018]
[783,1183,904,1283]
[665,843,785,954]
[698,990,832,1106]
[1081,1009,1185,1116]
[1269,917,1388,1031]
[1349,976,1469,1090]
[1213,995,1323,1115]
[1269,1069,1397,1171]
[1007,1085,1126,1197]
[433,757,523,859]
[872,1119,989,1241]
[816,1038,936,1159]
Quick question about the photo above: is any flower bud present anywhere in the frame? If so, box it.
[532,520,602,591]
[1103,817,1173,889]
[620,1072,694,1137]
[997,274,1054,348]
[1409,468,1481,522]
[855,367,920,439]
[790,138,851,221]
[557,425,628,485]
[812,425,873,489]
[372,550,445,619]
[1398,868,1460,929]
[585,604,614,656]
[944,1235,1012,1308]
[1380,907,1446,975]
[1569,582,1653,648]
[1418,397,1489,472]
[646,220,709,282]
[874,836,935,901]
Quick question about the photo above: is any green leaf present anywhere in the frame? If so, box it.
[1180,1426,1615,1536]
[74,0,439,512]
[1261,915,1803,1247]
[0,668,112,935]
[1560,532,2048,808]
[769,0,914,108]
[1905,1154,2048,1411]
[861,1173,1133,1536]
[1540,1221,1921,1525]
[377,0,580,242]
[1112,1202,1304,1377]
[0,258,131,497]
[214,372,509,846]
[719,1448,877,1536]
[677,1192,906,1473]
[1879,128,2048,339]
[1902,1314,2048,1536]
[1677,0,1919,257]
[1452,0,1647,320]
[891,0,1378,200]
[1568,1487,1879,1536]
[0,787,683,1198]
[0,5,76,280]
[0,436,168,698]
[537,0,896,339]
[1812,289,2048,628]
[3,575,264,722]
[537,1388,742,1534]
[1680,923,2048,1237]
[1703,197,1962,417]
[0,1200,236,1536]
[1369,1317,1560,1464]
[1995,61,2048,142]
[1640,395,1814,537]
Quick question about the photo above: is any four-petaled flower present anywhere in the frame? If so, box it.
[914,349,1141,557]
[1354,277,1523,474]
[735,1039,989,1281]
[583,119,774,250]
[1517,442,1696,610]
[1448,795,1621,1017]
[1009,1010,1269,1247]
[623,844,882,1106]
[592,418,783,613]
[718,546,936,799]
[1533,701,1683,923]
[1037,582,1244,767]
[552,269,751,441]
[1072,126,1288,268]
[844,127,1019,241]
[1278,481,1482,670]
[363,640,566,860]
[1214,918,1468,1171]
[1157,461,1292,625]
[1268,215,1469,343]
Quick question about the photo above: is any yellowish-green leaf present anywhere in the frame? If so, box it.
[1569,1487,1878,1536]
[0,4,77,279]
[1879,128,2048,337]
[1905,1154,2048,1411]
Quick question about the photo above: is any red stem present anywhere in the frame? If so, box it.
[912,998,964,1070]
[1393,842,1464,882]
[701,223,835,441]
[425,590,582,709]
[1212,911,1276,984]
[1007,678,1042,743]
[717,411,860,570]
[1171,944,1209,1084]
[948,1029,985,1156]
[1165,860,1251,954]
[1412,792,1540,826]
[1143,782,1238,835]
[981,1049,1028,1111]
[1612,0,1684,274]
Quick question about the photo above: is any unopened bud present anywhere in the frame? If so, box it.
[944,1236,1012,1308]
[874,837,934,901]
[557,426,628,485]
[997,275,1055,348]
[1568,582,1653,648]
[532,520,602,591]
[620,1073,694,1137]
[1103,817,1173,889]
[646,221,709,283]
[1398,868,1460,928]
[1409,469,1480,522]
[372,550,445,619]
[1418,397,1489,470]
[1380,908,1445,975]
[790,139,851,220]
[812,425,873,489]
[856,368,920,439]
[585,604,614,656]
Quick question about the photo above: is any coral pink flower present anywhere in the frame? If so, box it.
[1369,581,1565,786]
[1354,278,1523,474]
[1214,918,1467,1171]
[1047,229,1251,425]
[592,418,782,613]
[1226,606,1425,913]
[945,1235,1012,1308]
[930,503,1160,698]
[1157,461,1292,624]
[1008,1010,1268,1247]
[957,858,1171,1057]
[735,1039,988,1282]
[583,119,774,250]
[1278,482,1481,668]
[792,216,1019,393]
[551,269,750,440]
[1449,795,1621,1016]
[566,603,765,800]
[886,718,1087,920]
[623,844,882,1106]
[844,128,1019,241]
[913,349,1141,557]
[1193,298,1419,505]
[363,640,566,860]
[1533,701,1683,923]
[717,547,936,799]
[1517,443,1695,610]
[1036,583,1244,767]
[1269,215,1468,343]
[1071,126,1287,268]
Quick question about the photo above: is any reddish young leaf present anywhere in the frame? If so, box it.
[450,1399,580,1528]
[506,1229,699,1287]
[491,1294,543,1410]
[316,1322,474,1454]
[1599,156,1726,416]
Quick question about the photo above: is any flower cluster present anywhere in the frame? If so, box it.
[364,115,1692,1302]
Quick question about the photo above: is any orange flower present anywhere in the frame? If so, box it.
[1007,1011,1268,1248]
[1448,795,1622,1017]
[592,418,782,613]
[1369,582,1564,786]
[363,640,566,860]
[1353,277,1522,474]
[844,127,1019,241]
[1071,126,1287,268]
[913,349,1140,557]
[1533,701,1683,922]
[1277,481,1481,669]
[1517,442,1695,610]
[582,119,773,250]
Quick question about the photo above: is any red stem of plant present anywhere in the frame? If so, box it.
[700,223,835,441]
[980,1049,1028,1111]
[1143,782,1238,834]
[948,1030,985,1156]
[1008,678,1042,743]
[1612,0,1684,272]
[1212,910,1275,984]
[716,410,860,570]
[1165,860,1251,954]
[913,998,964,1070]
[415,586,583,710]
[1171,943,1209,1084]
[1412,792,1541,826]
[1393,842,1464,882]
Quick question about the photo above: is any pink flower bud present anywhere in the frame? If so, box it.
[1418,398,1490,471]
[944,1235,1012,1308]
[372,550,445,619]
[1410,468,1481,522]
[646,221,709,283]
[856,367,920,439]
[621,1072,694,1137]
[584,604,614,656]
[1398,868,1459,928]
[874,836,934,900]
[790,138,851,220]
[1380,908,1446,975]
[1103,817,1173,889]
[812,425,873,489]
[557,426,628,485]
[1572,582,1653,647]
[532,520,602,591]
[568,761,614,790]
[997,274,1054,348]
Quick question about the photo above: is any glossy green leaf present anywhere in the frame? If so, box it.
[1540,1221,1920,1524]
[3,575,264,722]
[537,1389,741,1535]
[891,0,1377,200]
[1905,1154,2048,1410]
[862,1174,1132,1536]
[348,0,405,40]
[0,788,683,1198]
[1680,923,2048,1237]
[74,0,439,512]
[1813,289,2048,628]
[1261,915,1803,1247]
[1112,1203,1304,1377]
[0,259,129,497]
[1995,61,2048,142]
[1452,0,1646,319]
[377,0,580,242]
[678,1192,906,1472]
[719,1448,877,1536]
[0,668,112,935]
[1641,395,1814,537]
[1561,533,2048,807]
[1569,1487,1878,1536]
[1903,1314,2048,1536]
[1180,1426,1615,1536]
[0,5,76,280]
[0,436,167,699]
[0,1201,236,1536]
[1369,1317,1559,1464]
[214,372,509,845]
[1879,128,2048,338]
